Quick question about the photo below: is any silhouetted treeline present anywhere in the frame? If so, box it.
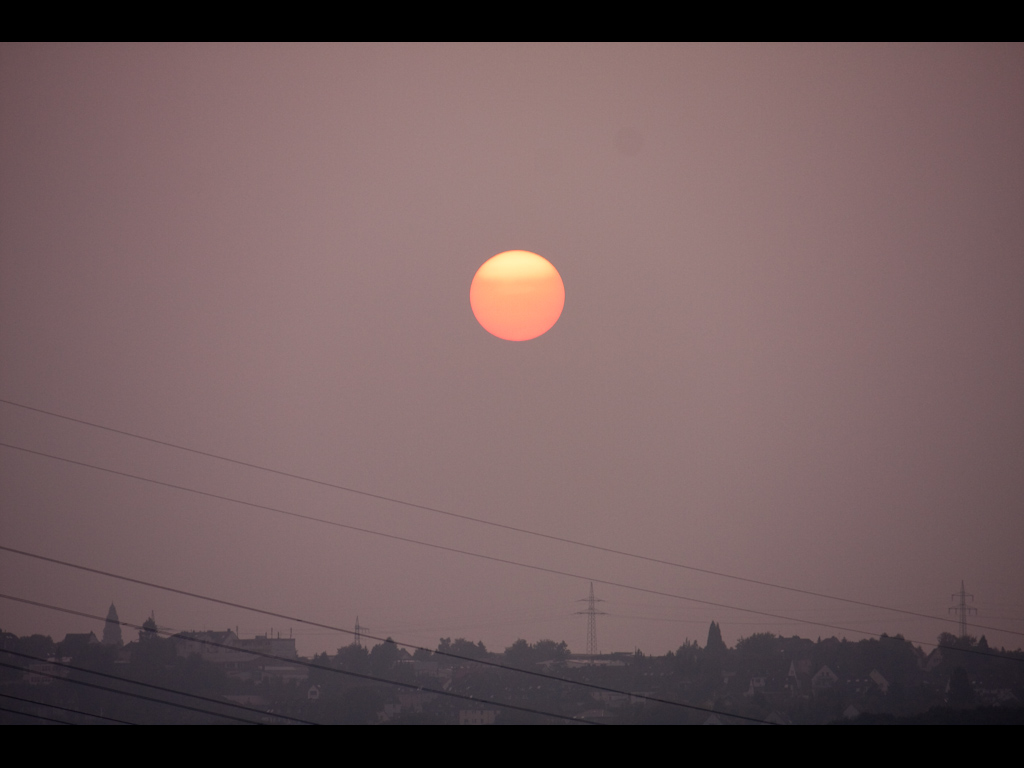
[2,623,1021,724]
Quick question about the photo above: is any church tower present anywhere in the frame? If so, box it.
[102,603,123,647]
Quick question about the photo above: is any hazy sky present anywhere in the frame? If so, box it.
[2,43,1022,657]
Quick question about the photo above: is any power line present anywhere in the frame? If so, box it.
[0,597,598,725]
[0,397,995,635]
[0,703,74,725]
[2,592,764,724]
[0,642,314,724]
[6,643,587,726]
[4,543,1019,673]
[8,582,1020,731]
[0,659,265,724]
[0,573,773,724]
[0,445,942,642]
[0,691,134,725]
[3,440,1021,643]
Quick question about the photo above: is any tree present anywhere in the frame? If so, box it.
[504,638,532,668]
[735,632,778,656]
[369,637,400,676]
[938,632,958,647]
[533,639,570,661]
[451,638,487,659]
[336,642,370,674]
[131,632,177,682]
[674,640,700,677]
[947,666,975,707]
[504,639,570,668]
[706,621,727,655]
[439,637,487,661]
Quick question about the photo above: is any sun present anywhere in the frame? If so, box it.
[470,251,565,341]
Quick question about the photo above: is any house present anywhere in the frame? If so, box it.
[459,708,498,725]
[811,665,838,693]
[172,629,306,683]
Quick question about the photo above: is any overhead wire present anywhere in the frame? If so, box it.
[0,691,134,725]
[0,397,1006,638]
[2,441,1020,644]
[0,579,773,724]
[0,704,74,725]
[0,658,265,724]
[0,597,597,725]
[8,554,1019,734]
[0,642,315,725]
[0,641,590,726]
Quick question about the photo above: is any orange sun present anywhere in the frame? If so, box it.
[470,250,565,341]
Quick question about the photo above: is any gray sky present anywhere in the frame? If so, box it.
[2,43,1022,656]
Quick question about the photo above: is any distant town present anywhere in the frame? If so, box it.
[2,604,1022,724]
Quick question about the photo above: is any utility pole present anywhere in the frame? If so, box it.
[949,581,977,640]
[576,582,606,656]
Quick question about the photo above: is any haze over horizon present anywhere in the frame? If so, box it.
[2,43,1022,659]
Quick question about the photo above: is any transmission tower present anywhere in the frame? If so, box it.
[575,582,606,655]
[949,581,977,639]
[354,616,368,648]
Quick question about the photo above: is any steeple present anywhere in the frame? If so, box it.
[102,603,123,647]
